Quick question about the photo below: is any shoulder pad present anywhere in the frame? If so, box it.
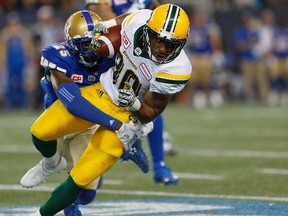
[123,9,151,28]
[40,43,76,73]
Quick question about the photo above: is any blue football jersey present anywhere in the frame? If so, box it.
[40,42,115,108]
[41,42,103,86]
[111,0,153,16]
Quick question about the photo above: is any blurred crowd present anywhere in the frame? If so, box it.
[0,0,82,110]
[0,0,288,111]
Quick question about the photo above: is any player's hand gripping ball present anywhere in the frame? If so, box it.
[94,25,121,58]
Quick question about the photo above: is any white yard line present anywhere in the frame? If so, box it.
[172,127,288,137]
[101,189,288,203]
[183,149,288,159]
[3,145,288,160]
[175,172,224,180]
[256,168,288,175]
[1,184,288,203]
[0,201,233,216]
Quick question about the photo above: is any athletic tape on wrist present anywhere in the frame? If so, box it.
[103,19,117,29]
[130,98,141,111]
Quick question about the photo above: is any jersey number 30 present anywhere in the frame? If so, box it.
[113,52,141,95]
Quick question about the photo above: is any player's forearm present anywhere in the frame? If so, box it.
[131,103,159,124]
[133,90,169,123]
[56,83,121,130]
[95,12,128,32]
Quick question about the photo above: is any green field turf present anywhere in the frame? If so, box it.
[0,104,288,207]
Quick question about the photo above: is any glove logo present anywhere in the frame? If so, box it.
[109,120,115,126]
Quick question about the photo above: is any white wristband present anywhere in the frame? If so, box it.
[103,19,117,29]
[130,98,141,111]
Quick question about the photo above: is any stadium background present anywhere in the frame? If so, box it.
[0,0,288,215]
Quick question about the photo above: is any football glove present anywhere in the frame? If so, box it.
[142,121,154,136]
[118,82,141,111]
[91,19,117,51]
[93,22,109,35]
[90,22,107,51]
[115,121,140,150]
[116,121,153,150]
[92,19,117,36]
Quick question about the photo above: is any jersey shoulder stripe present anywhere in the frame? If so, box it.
[123,9,151,28]
[124,10,142,27]
[41,42,76,74]
[155,71,191,84]
[40,56,67,73]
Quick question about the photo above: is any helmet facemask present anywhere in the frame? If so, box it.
[143,25,186,64]
[67,36,99,68]
[141,4,189,64]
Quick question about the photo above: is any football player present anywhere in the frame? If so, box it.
[30,4,191,215]
[36,10,150,215]
[20,10,151,215]
[36,6,152,216]
[86,0,180,188]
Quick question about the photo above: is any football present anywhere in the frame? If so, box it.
[95,25,122,58]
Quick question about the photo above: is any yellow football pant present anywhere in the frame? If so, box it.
[31,83,131,188]
[57,125,100,190]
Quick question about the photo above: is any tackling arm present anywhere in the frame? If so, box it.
[49,70,122,130]
[41,70,147,150]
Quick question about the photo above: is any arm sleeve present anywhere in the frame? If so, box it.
[56,83,120,130]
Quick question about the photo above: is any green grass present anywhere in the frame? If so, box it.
[0,104,288,206]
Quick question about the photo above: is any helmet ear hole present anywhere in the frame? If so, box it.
[143,4,189,64]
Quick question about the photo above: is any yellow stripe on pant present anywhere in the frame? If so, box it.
[30,83,132,188]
